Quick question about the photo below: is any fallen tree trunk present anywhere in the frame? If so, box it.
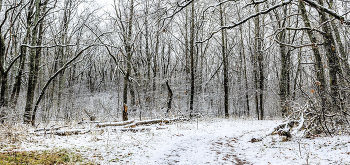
[124,119,168,128]
[96,120,134,128]
[123,118,182,128]
[33,118,187,136]
[250,120,302,142]
[77,121,100,124]
[120,127,151,133]
[54,129,90,136]
[34,125,68,132]
[46,129,90,136]
[33,129,91,136]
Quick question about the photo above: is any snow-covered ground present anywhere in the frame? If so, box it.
[4,118,350,164]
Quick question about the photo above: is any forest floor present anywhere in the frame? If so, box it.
[1,117,350,164]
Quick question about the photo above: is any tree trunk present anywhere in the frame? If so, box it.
[277,6,291,117]
[23,0,45,125]
[317,0,341,113]
[237,7,250,116]
[145,2,150,86]
[10,44,26,106]
[0,34,6,107]
[254,5,264,120]
[57,0,71,114]
[189,2,195,117]
[220,2,229,118]
[298,0,328,132]
[10,1,34,107]
[166,80,173,116]
[122,0,134,121]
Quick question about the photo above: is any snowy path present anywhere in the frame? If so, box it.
[151,133,249,165]
[10,118,350,164]
[147,130,243,164]
[132,119,274,165]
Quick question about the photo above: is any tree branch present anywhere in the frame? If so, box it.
[302,0,350,24]
[197,0,292,43]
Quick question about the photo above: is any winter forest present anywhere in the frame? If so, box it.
[1,0,350,164]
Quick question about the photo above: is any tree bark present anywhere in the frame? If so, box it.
[254,5,264,120]
[189,2,195,118]
[57,0,71,113]
[317,0,341,113]
[166,80,173,115]
[23,0,44,125]
[277,6,291,117]
[0,34,6,107]
[122,0,134,121]
[220,2,229,118]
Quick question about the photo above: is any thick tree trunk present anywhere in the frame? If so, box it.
[23,0,45,125]
[317,0,341,113]
[10,44,26,106]
[277,6,291,117]
[0,34,6,107]
[254,5,264,120]
[189,2,195,118]
[328,0,349,115]
[57,0,71,114]
[220,3,229,118]
[29,5,46,126]
[328,0,350,77]
[0,73,8,107]
[122,0,134,121]
[237,9,250,116]
[11,1,33,107]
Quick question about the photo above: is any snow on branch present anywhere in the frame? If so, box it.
[273,27,325,48]
[274,39,324,49]
[243,0,267,8]
[163,0,194,19]
[202,0,239,14]
[284,27,326,34]
[20,44,77,48]
[302,0,350,25]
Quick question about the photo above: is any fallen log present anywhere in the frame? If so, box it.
[96,120,134,128]
[156,126,168,130]
[124,119,168,128]
[77,121,100,124]
[250,120,302,143]
[120,127,151,133]
[123,118,182,128]
[34,125,68,132]
[54,129,90,136]
[33,129,90,136]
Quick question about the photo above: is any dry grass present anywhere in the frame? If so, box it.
[0,149,94,165]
